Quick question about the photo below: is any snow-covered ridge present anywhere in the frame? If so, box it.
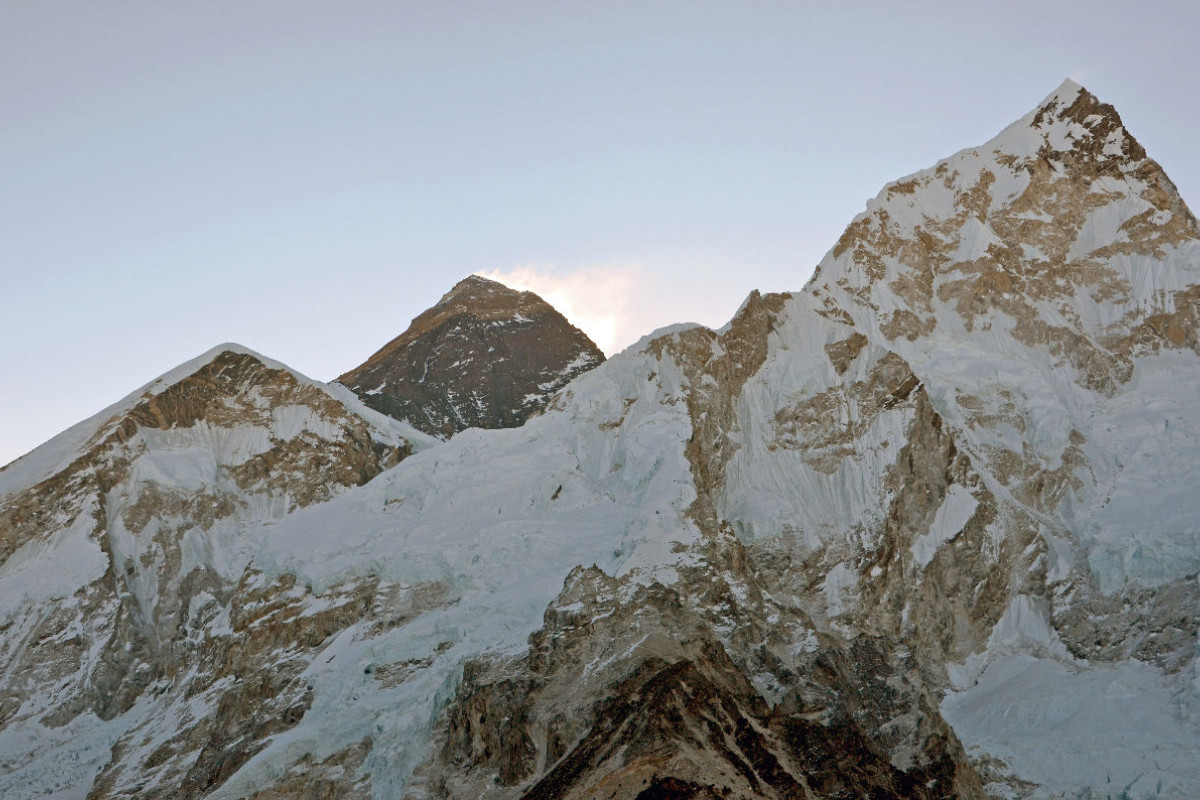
[2,81,1199,800]
[791,78,1200,589]
[0,343,434,502]
[729,79,1200,797]
[0,344,275,497]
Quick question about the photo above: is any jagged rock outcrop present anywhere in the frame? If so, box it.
[337,275,605,438]
[424,536,985,800]
[2,81,1199,800]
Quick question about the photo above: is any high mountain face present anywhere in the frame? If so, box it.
[0,346,432,798]
[337,275,605,438]
[2,81,1199,800]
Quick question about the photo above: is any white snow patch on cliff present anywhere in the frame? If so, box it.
[943,654,1200,799]
[911,485,978,568]
[0,496,107,619]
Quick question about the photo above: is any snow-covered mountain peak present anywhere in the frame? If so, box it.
[813,80,1197,357]
[0,344,422,502]
[0,343,264,493]
[776,83,1200,596]
[1045,75,1083,97]
[444,272,515,299]
[0,342,431,797]
[3,84,1200,800]
[1028,78,1138,152]
[0,342,422,617]
[144,342,288,390]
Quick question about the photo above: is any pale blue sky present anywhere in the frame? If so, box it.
[3,1,1198,466]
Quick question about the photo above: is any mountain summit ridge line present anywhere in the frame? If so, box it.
[1,80,1198,799]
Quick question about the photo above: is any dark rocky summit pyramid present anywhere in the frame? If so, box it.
[337,275,605,438]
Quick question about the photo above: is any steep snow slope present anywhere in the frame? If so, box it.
[0,333,707,799]
[0,345,432,798]
[708,79,1200,798]
[0,343,428,501]
[198,334,706,799]
[724,79,1200,581]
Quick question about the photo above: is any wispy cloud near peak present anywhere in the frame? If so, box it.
[476,263,640,355]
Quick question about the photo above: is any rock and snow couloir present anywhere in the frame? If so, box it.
[1,80,1199,799]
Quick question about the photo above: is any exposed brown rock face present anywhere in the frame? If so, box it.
[5,82,1200,799]
[0,348,420,799]
[424,538,985,800]
[338,275,605,438]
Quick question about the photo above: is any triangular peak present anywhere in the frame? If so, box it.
[338,274,605,438]
[1036,76,1085,108]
